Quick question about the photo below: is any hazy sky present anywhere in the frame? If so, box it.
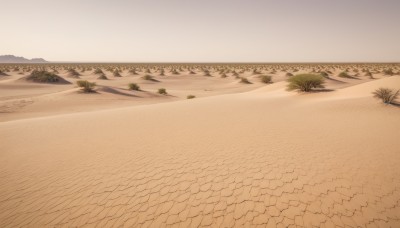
[1,0,399,62]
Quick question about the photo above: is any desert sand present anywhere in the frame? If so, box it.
[0,64,399,227]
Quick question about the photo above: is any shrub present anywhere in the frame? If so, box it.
[97,73,108,80]
[67,68,80,77]
[26,70,64,83]
[113,70,121,77]
[287,74,325,92]
[320,71,329,78]
[285,72,293,77]
[94,68,103,74]
[158,88,167,95]
[372,88,399,104]
[260,75,272,84]
[204,70,211,76]
[129,68,138,75]
[0,70,8,76]
[338,72,352,78]
[240,77,251,84]
[142,75,152,80]
[187,95,196,99]
[77,80,96,93]
[383,69,394,76]
[365,71,374,79]
[128,83,140,91]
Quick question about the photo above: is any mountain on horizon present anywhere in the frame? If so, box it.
[0,55,48,63]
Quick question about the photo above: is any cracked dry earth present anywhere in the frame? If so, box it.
[1,85,400,227]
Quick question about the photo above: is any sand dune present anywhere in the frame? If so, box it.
[1,69,399,227]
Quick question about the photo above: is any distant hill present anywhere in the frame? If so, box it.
[0,55,48,63]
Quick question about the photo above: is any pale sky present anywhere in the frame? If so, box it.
[1,0,399,62]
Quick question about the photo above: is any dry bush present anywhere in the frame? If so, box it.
[372,88,399,104]
[97,73,108,80]
[260,75,272,84]
[77,80,96,93]
[94,68,103,74]
[113,70,121,77]
[187,95,196,99]
[26,70,66,83]
[287,74,325,92]
[128,83,140,91]
[158,88,167,95]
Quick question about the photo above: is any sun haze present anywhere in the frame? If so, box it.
[2,0,400,62]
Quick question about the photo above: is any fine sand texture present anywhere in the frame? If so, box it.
[1,64,400,227]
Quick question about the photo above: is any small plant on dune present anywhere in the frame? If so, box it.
[129,68,138,75]
[372,88,399,104]
[128,83,140,91]
[285,72,293,77]
[383,69,394,76]
[113,70,121,77]
[365,71,374,79]
[320,71,329,78]
[240,77,251,84]
[97,73,108,80]
[260,75,272,84]
[220,73,227,78]
[67,68,80,77]
[187,95,196,99]
[338,72,353,78]
[142,74,156,81]
[94,68,104,74]
[76,80,96,93]
[204,70,211,77]
[26,70,65,83]
[0,70,8,76]
[252,69,261,75]
[158,88,167,95]
[172,69,180,75]
[189,70,196,74]
[159,69,165,76]
[287,74,325,92]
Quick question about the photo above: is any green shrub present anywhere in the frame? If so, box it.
[158,88,167,95]
[287,74,325,92]
[383,69,394,76]
[129,68,138,75]
[26,70,64,83]
[113,70,121,77]
[260,75,272,84]
[240,77,251,84]
[128,83,140,91]
[372,88,399,104]
[142,74,154,80]
[97,73,108,80]
[187,95,196,99]
[67,68,80,77]
[320,71,329,78]
[77,80,96,93]
[94,68,103,74]
[365,71,374,78]
[338,72,352,78]
[204,70,211,76]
